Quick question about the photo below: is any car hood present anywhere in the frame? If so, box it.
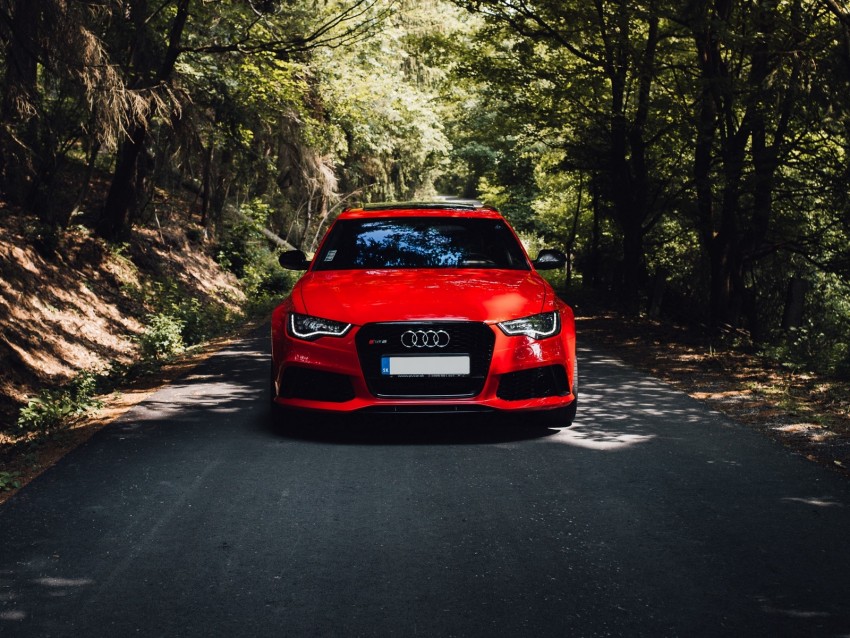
[296,269,551,324]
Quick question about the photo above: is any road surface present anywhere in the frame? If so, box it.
[2,327,850,637]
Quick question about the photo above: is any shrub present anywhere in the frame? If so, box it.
[138,313,185,362]
[0,472,21,492]
[215,198,297,306]
[16,371,103,433]
[758,272,850,376]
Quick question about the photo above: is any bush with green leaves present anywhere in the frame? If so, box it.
[138,313,185,362]
[0,472,21,492]
[124,275,236,347]
[216,200,272,280]
[240,250,297,298]
[16,371,103,433]
[169,296,233,346]
[216,199,297,309]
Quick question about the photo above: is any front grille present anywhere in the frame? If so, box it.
[280,367,355,403]
[356,322,495,398]
[497,365,569,401]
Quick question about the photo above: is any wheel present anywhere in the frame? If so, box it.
[270,362,285,421]
[539,398,577,427]
[563,397,577,425]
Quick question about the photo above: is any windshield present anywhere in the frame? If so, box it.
[312,217,530,271]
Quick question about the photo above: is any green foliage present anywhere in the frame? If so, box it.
[240,251,298,300]
[123,274,237,348]
[137,314,186,362]
[171,297,229,347]
[316,11,454,203]
[0,472,22,492]
[16,371,103,434]
[758,274,850,377]
[216,200,272,279]
[4,0,850,388]
[215,199,297,313]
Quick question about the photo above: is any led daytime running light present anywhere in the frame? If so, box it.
[289,313,352,340]
[497,312,560,339]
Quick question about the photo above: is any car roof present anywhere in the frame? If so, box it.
[339,201,504,220]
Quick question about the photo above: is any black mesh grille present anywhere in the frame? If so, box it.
[497,365,569,401]
[280,367,355,403]
[356,322,495,398]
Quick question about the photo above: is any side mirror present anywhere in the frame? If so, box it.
[279,250,310,270]
[533,249,567,271]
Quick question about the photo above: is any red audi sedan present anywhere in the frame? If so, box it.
[270,202,577,425]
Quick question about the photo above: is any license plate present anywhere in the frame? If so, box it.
[381,356,470,377]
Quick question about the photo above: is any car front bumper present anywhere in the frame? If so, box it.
[271,315,576,414]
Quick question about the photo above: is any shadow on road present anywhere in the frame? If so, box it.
[266,404,560,445]
[264,411,562,446]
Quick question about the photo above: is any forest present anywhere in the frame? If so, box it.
[2,0,850,378]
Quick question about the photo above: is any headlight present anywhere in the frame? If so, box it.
[288,313,352,341]
[497,311,560,339]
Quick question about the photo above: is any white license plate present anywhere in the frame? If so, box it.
[381,356,470,377]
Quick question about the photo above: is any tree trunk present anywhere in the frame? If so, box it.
[588,176,602,287]
[709,126,747,326]
[66,141,101,226]
[96,0,191,240]
[200,141,214,226]
[0,0,40,205]
[602,4,658,314]
[782,277,809,330]
[692,0,753,328]
[97,124,147,240]
[566,174,583,287]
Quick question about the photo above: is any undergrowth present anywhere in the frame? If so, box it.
[16,371,103,433]
[0,471,21,492]
[8,203,296,443]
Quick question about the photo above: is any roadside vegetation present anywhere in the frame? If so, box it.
[2,1,850,490]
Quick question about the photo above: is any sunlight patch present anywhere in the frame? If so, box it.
[548,427,655,451]
[782,497,843,508]
[0,610,27,621]
[33,577,94,587]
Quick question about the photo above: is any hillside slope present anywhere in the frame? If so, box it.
[0,209,244,429]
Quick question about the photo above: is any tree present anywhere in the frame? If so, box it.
[450,0,684,311]
[92,0,397,241]
[0,1,132,224]
[682,0,835,328]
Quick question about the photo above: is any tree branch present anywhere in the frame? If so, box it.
[180,0,396,57]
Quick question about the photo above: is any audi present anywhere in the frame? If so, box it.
[270,202,577,425]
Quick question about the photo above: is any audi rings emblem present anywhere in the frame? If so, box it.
[401,329,451,349]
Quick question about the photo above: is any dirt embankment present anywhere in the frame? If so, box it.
[0,209,244,429]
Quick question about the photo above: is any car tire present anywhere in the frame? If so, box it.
[540,398,577,427]
[270,362,284,420]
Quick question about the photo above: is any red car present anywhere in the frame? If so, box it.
[270,202,577,424]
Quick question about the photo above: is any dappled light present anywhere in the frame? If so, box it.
[0,572,95,623]
[782,496,844,508]
[2,0,850,633]
[0,217,245,427]
[106,343,267,432]
[550,427,654,451]
[574,311,850,474]
[544,347,717,451]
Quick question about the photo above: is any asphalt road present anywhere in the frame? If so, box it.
[2,327,850,637]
